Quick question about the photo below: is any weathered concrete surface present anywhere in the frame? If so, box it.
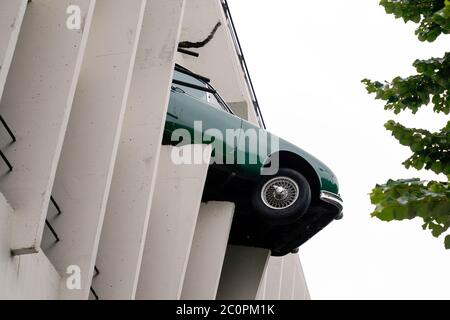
[1,0,96,255]
[95,0,186,299]
[181,201,235,300]
[136,145,211,300]
[216,245,270,300]
[45,0,146,299]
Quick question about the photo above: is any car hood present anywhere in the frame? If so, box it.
[240,119,339,195]
[276,136,339,195]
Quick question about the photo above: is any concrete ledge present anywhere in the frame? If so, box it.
[0,192,60,299]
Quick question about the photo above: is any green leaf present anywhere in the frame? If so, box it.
[445,235,450,249]
[370,179,450,239]
[379,0,449,42]
[370,188,384,204]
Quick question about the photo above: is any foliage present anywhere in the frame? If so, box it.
[370,179,450,246]
[380,0,450,41]
[384,121,449,175]
[361,53,450,115]
[363,0,450,248]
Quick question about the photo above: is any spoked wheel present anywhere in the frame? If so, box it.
[252,168,311,225]
[261,176,299,210]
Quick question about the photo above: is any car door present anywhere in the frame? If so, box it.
[167,70,242,165]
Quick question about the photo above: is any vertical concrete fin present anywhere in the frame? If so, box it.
[41,0,147,299]
[280,254,297,300]
[181,201,235,300]
[0,0,27,102]
[95,0,186,300]
[262,256,284,300]
[216,245,270,300]
[1,0,96,255]
[136,145,212,300]
[293,255,311,300]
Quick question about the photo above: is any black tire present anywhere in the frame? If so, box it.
[251,168,311,225]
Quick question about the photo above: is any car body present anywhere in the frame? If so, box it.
[162,65,343,256]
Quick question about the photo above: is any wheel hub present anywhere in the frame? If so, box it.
[261,177,299,210]
[273,185,288,200]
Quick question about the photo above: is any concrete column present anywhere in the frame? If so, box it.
[216,245,270,300]
[255,267,267,300]
[0,0,27,102]
[44,0,147,299]
[256,254,310,300]
[0,0,95,255]
[181,201,235,300]
[136,145,212,300]
[262,256,284,300]
[280,254,296,300]
[293,256,310,300]
[0,192,60,299]
[94,0,186,300]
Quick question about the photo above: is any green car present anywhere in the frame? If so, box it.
[163,65,343,256]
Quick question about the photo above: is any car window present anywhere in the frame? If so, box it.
[172,69,234,115]
[207,92,229,112]
[172,70,207,102]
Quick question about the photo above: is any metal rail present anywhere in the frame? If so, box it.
[221,0,267,129]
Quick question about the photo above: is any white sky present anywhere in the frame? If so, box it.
[228,0,450,299]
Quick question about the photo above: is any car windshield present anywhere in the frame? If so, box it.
[172,65,234,114]
[172,70,208,102]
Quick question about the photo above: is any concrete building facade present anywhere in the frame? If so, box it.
[0,0,310,300]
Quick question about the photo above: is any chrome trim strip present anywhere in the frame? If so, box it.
[320,191,343,213]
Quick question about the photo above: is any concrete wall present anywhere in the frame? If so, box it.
[0,193,60,300]
[0,0,310,300]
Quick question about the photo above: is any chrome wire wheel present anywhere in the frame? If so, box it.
[261,176,299,210]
